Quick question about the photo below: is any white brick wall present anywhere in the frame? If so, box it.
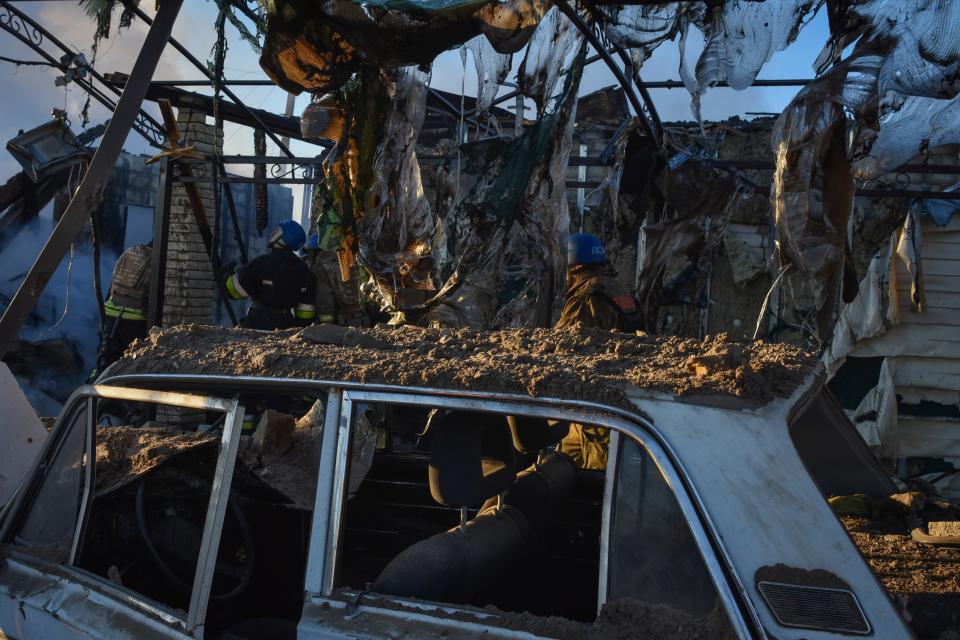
[162,110,224,326]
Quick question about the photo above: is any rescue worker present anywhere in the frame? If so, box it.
[555,232,641,331]
[302,232,368,327]
[556,233,642,470]
[94,242,152,374]
[225,220,317,330]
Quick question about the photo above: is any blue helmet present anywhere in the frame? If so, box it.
[269,220,307,251]
[567,233,606,266]
[304,233,320,251]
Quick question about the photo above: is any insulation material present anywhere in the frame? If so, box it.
[770,54,882,340]
[680,1,818,118]
[852,94,960,180]
[424,44,587,328]
[464,35,513,115]
[600,3,682,61]
[519,6,585,114]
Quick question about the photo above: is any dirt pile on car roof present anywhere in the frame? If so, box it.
[111,324,817,410]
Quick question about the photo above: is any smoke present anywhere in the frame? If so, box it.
[0,207,118,411]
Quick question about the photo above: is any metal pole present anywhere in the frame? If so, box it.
[148,159,174,329]
[0,0,184,358]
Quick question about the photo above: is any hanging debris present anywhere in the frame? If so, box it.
[463,35,513,115]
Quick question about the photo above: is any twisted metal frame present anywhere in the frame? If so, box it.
[0,1,168,148]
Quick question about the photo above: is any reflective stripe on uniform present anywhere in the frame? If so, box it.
[226,274,248,300]
[104,299,145,320]
[317,313,335,324]
[294,303,317,320]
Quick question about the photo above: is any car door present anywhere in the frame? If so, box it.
[0,384,244,640]
[296,389,753,639]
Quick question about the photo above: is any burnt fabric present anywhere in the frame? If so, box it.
[772,56,866,340]
[236,249,316,319]
[555,264,639,332]
[107,244,151,310]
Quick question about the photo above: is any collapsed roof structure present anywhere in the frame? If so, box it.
[1,0,960,470]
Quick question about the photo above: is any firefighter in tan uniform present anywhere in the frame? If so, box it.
[556,233,642,470]
[302,207,368,327]
[95,243,152,373]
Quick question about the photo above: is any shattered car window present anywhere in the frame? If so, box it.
[14,403,88,563]
[608,437,735,636]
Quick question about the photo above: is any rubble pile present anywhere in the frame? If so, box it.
[843,514,960,639]
[112,324,816,411]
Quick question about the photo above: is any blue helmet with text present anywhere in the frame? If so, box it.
[567,233,606,266]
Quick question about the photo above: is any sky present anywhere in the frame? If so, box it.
[0,1,831,187]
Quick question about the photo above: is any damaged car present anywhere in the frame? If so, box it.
[0,325,935,639]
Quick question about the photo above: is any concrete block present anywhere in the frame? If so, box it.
[928,521,960,537]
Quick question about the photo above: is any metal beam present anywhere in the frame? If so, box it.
[0,2,168,148]
[0,0,184,358]
[639,78,812,89]
[127,4,295,158]
[106,80,330,147]
[551,0,660,147]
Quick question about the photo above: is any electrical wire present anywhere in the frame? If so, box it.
[0,55,58,68]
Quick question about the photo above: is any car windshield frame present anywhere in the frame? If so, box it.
[0,384,243,638]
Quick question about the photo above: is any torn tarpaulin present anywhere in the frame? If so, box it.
[519,5,585,114]
[463,35,513,115]
[423,42,588,328]
[681,1,820,121]
[770,52,882,340]
[324,66,435,305]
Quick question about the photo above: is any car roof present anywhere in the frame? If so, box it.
[107,324,818,412]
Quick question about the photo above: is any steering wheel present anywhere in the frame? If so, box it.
[135,471,256,601]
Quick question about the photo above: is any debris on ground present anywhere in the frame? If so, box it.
[111,325,817,411]
[843,514,960,639]
[326,592,735,640]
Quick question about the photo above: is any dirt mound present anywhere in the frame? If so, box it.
[110,325,816,411]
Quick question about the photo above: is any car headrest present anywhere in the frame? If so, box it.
[506,415,570,453]
[429,411,517,508]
